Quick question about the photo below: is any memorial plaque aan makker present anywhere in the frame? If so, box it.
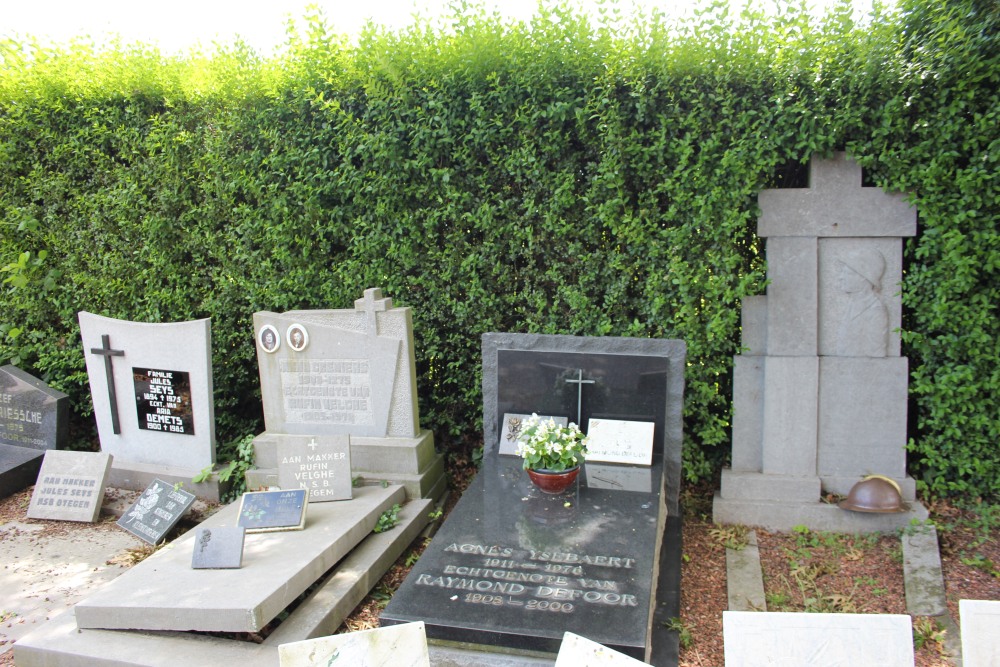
[117,478,196,545]
[26,450,113,522]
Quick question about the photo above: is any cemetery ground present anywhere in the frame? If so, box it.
[0,465,997,666]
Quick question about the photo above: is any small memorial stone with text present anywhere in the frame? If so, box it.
[117,478,196,545]
[27,451,113,522]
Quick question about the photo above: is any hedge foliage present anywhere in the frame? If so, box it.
[1,0,997,498]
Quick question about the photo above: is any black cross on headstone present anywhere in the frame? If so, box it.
[565,369,596,426]
[90,334,125,434]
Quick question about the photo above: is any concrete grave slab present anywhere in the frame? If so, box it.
[192,526,246,569]
[75,484,406,633]
[26,450,113,522]
[960,599,1000,667]
[78,312,217,497]
[279,621,430,667]
[554,632,647,666]
[723,611,914,666]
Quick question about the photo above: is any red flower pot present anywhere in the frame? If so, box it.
[526,466,580,494]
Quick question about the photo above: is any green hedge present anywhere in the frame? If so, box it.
[1,0,997,499]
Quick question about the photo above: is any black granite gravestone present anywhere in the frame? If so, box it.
[0,365,69,497]
[382,334,685,663]
[117,478,196,544]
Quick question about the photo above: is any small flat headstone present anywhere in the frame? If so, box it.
[278,621,429,667]
[555,632,647,666]
[26,450,113,522]
[191,526,246,569]
[585,419,655,465]
[238,489,308,533]
[960,599,1000,667]
[277,435,352,502]
[117,478,196,545]
[498,413,567,456]
[723,611,914,666]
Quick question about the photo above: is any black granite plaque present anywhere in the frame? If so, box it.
[117,478,196,545]
[133,368,194,435]
[0,365,68,451]
[237,489,308,533]
[382,334,686,662]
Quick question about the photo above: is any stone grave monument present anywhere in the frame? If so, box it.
[78,312,222,501]
[382,333,685,664]
[713,152,928,532]
[247,288,445,501]
[0,364,68,497]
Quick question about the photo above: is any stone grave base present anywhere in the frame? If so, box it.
[246,430,447,501]
[0,442,45,498]
[108,458,227,503]
[16,495,434,665]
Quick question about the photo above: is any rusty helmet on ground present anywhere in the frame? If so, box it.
[838,475,905,513]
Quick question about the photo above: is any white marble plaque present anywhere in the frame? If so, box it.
[555,632,647,666]
[723,611,914,666]
[585,419,654,465]
[498,413,567,456]
[960,599,1000,667]
[278,621,429,667]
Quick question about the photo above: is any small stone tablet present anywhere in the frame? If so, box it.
[117,478,196,545]
[585,419,655,466]
[555,632,648,666]
[278,621,429,667]
[26,450,113,522]
[191,526,246,569]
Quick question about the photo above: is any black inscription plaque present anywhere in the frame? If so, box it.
[117,478,196,545]
[133,368,194,435]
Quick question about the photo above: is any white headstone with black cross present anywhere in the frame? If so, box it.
[78,312,217,497]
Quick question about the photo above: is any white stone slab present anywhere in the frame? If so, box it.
[279,621,429,667]
[78,312,215,472]
[723,611,913,666]
[277,434,352,502]
[555,632,647,666]
[75,484,406,632]
[585,418,654,465]
[26,450,112,522]
[960,600,1000,667]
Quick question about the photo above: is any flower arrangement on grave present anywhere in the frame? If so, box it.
[515,414,588,473]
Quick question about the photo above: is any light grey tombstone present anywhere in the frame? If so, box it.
[960,600,1000,667]
[715,153,926,531]
[78,312,220,499]
[26,450,113,522]
[278,621,429,667]
[723,611,914,666]
[276,435,352,502]
[191,526,246,569]
[247,288,446,502]
[555,632,648,666]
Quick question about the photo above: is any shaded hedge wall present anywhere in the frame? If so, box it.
[1,0,997,498]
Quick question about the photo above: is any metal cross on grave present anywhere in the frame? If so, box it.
[89,334,125,434]
[565,369,596,427]
[354,288,393,337]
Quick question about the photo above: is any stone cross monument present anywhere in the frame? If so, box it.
[713,153,928,531]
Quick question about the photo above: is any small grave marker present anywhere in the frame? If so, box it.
[278,621,429,667]
[277,435,352,502]
[960,599,1000,667]
[585,419,655,466]
[237,489,308,533]
[555,632,648,666]
[191,526,246,569]
[117,478,196,545]
[26,451,113,522]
